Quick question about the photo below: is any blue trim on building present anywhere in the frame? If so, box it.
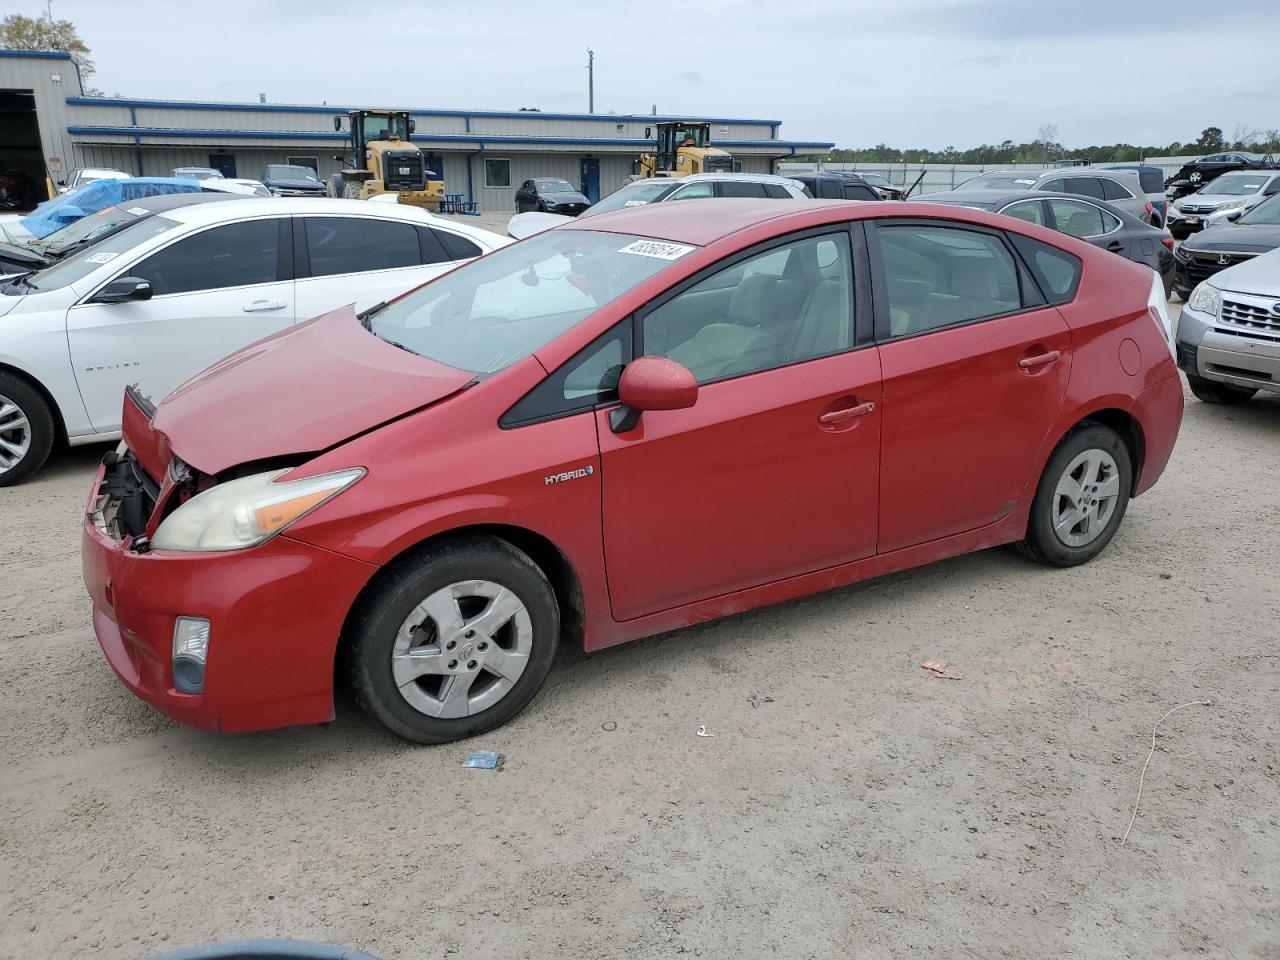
[64,95,782,127]
[0,48,73,60]
[66,125,835,151]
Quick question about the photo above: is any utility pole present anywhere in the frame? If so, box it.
[45,0,53,21]
[587,48,594,113]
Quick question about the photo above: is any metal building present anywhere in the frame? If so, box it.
[2,49,833,212]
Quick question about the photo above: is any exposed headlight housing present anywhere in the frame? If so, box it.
[1187,282,1222,319]
[151,467,364,552]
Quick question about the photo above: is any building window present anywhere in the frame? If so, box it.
[484,158,511,189]
[287,156,319,173]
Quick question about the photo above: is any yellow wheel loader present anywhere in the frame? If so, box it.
[638,121,734,178]
[329,109,444,212]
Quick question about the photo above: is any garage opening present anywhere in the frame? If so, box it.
[0,90,47,212]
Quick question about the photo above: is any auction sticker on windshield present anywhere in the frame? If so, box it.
[85,251,119,264]
[126,207,150,216]
[618,239,696,260]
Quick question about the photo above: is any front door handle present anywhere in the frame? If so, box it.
[243,299,287,313]
[1019,350,1061,369]
[818,401,875,426]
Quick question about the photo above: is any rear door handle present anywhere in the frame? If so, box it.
[818,401,875,425]
[243,300,287,313]
[1018,350,1061,369]
[1106,241,1124,252]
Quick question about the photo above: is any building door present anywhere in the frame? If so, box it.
[0,90,46,209]
[208,154,237,178]
[580,158,600,204]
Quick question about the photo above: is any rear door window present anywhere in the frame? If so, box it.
[304,217,420,277]
[1000,199,1047,225]
[718,181,768,199]
[1047,199,1106,238]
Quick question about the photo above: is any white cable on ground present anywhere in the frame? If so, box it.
[1120,699,1212,847]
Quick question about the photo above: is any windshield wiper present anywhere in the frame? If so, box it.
[357,301,388,329]
[3,272,36,293]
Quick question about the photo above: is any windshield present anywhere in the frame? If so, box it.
[860,174,890,187]
[3,216,179,295]
[672,125,708,147]
[369,229,695,373]
[361,113,410,142]
[956,173,1035,190]
[1238,194,1280,225]
[266,165,321,182]
[34,204,139,255]
[1199,173,1269,196]
[578,180,674,218]
[537,180,576,193]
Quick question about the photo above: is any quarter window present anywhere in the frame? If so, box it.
[304,217,420,277]
[876,224,1021,338]
[500,319,634,426]
[131,219,282,296]
[433,229,483,261]
[1048,199,1109,239]
[1009,234,1081,305]
[1100,178,1132,201]
[718,180,768,199]
[642,232,854,383]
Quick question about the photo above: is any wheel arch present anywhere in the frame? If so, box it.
[335,522,586,672]
[0,360,68,445]
[1053,406,1146,494]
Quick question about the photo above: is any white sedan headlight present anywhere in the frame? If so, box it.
[152,468,363,552]
[1187,282,1222,318]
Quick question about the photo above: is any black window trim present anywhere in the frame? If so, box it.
[865,217,1047,344]
[90,214,292,302]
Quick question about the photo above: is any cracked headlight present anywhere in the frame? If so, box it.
[152,468,364,552]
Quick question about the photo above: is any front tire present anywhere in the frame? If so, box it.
[1018,424,1132,568]
[1186,374,1256,405]
[344,536,560,744]
[0,372,56,487]
[341,179,364,200]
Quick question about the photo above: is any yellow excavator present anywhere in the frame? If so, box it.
[638,121,734,177]
[329,109,444,212]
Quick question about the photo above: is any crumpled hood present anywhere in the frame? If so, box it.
[1208,248,1280,297]
[1184,223,1280,254]
[150,305,474,474]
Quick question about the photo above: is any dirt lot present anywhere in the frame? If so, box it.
[2,303,1278,960]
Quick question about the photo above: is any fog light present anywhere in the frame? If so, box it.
[173,616,210,694]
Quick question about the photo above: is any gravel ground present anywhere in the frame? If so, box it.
[2,304,1278,960]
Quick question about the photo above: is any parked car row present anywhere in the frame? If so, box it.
[1165,151,1277,200]
[77,196,1182,743]
[0,198,508,484]
[1171,192,1280,298]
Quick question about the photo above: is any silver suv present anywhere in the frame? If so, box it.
[1175,246,1280,405]
[950,168,1152,223]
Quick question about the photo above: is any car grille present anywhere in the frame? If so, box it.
[1181,251,1257,286]
[1180,204,1216,214]
[382,151,425,191]
[1219,296,1280,338]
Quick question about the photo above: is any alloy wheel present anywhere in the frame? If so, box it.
[0,394,32,476]
[390,579,533,718]
[1051,449,1121,548]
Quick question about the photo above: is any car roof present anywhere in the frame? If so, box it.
[123,192,254,213]
[921,190,1149,226]
[675,172,805,185]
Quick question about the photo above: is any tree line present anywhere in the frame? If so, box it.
[799,125,1280,165]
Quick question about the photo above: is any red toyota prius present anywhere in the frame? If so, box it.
[82,199,1183,743]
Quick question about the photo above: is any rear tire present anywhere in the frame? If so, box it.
[1186,374,1256,405]
[1018,424,1132,568]
[344,536,560,744]
[0,372,56,487]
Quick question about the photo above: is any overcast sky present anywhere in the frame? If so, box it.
[21,0,1280,149]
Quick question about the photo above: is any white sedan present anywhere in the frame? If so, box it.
[0,197,509,484]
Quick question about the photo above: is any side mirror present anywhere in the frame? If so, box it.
[333,116,343,131]
[1226,210,1243,222]
[610,356,698,433]
[92,277,152,304]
